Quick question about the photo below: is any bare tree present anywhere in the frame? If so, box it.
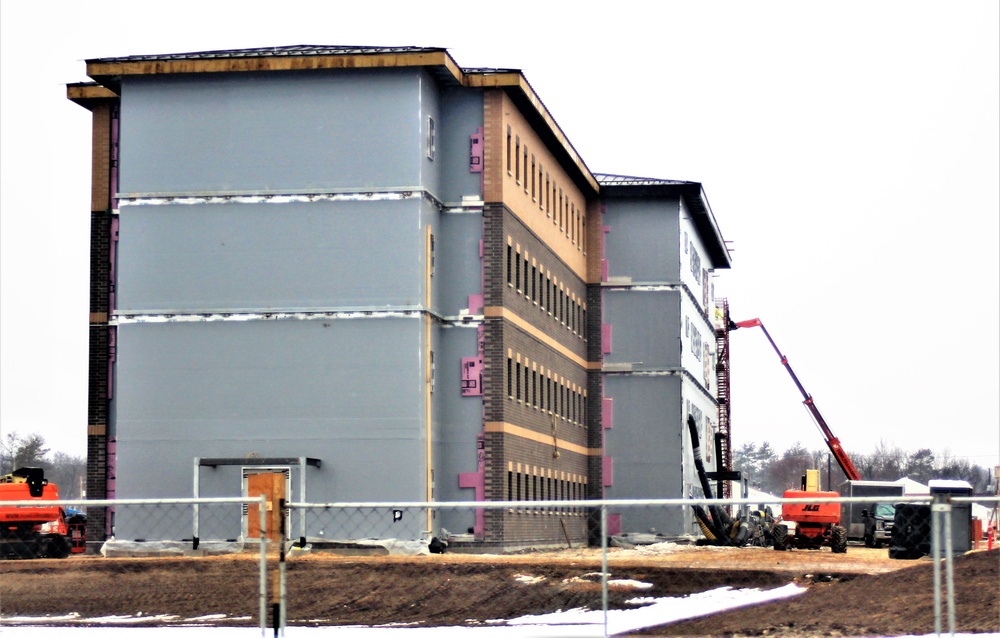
[1,431,50,473]
[936,455,991,493]
[733,441,778,489]
[43,451,87,499]
[855,440,906,481]
[765,443,812,493]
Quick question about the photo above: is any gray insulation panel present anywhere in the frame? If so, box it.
[602,197,681,282]
[119,69,434,195]
[603,374,687,535]
[602,289,681,370]
[116,198,430,313]
[112,317,428,508]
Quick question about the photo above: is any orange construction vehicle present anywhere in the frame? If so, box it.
[734,318,855,553]
[0,467,75,559]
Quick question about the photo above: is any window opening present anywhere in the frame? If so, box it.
[426,116,436,160]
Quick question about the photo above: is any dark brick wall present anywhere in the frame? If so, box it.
[585,282,603,499]
[481,198,594,545]
[85,102,116,547]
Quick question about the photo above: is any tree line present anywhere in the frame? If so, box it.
[1,432,86,499]
[2,430,994,500]
[733,439,995,495]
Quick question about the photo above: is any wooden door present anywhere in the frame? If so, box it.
[246,472,286,542]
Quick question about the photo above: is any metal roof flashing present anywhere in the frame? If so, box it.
[83,45,464,93]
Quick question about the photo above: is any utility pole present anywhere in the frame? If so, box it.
[827,453,832,491]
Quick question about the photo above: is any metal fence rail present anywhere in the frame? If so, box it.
[1,494,996,637]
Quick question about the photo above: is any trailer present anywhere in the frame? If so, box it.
[838,480,904,542]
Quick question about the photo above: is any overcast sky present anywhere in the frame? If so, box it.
[2,1,997,473]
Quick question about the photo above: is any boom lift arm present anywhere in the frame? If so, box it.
[734,318,862,482]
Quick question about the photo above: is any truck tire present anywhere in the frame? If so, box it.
[45,535,72,559]
[889,546,920,560]
[864,532,875,548]
[831,525,848,554]
[773,524,788,551]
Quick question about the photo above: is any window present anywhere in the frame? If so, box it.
[523,146,528,192]
[532,369,538,408]
[524,363,530,404]
[516,362,522,401]
[552,184,557,222]
[538,270,545,310]
[515,249,521,292]
[530,155,536,200]
[506,245,512,286]
[538,165,544,209]
[531,265,537,302]
[506,126,512,174]
[426,116,436,160]
[507,356,513,398]
[515,136,520,183]
[558,190,563,229]
[545,174,551,215]
[523,256,529,298]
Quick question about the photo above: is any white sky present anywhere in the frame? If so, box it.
[1,1,998,471]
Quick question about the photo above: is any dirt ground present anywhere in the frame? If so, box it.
[0,544,996,636]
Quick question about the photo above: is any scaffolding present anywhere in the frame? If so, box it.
[714,298,733,499]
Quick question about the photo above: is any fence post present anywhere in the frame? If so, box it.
[258,494,267,638]
[262,497,289,636]
[931,495,956,637]
[601,503,608,638]
[192,458,200,550]
[943,500,956,635]
[279,497,288,636]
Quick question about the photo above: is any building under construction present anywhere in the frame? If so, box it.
[67,46,734,550]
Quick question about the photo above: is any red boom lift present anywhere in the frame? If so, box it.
[735,318,859,552]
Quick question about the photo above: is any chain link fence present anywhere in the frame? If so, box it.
[0,496,270,631]
[1,494,997,636]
